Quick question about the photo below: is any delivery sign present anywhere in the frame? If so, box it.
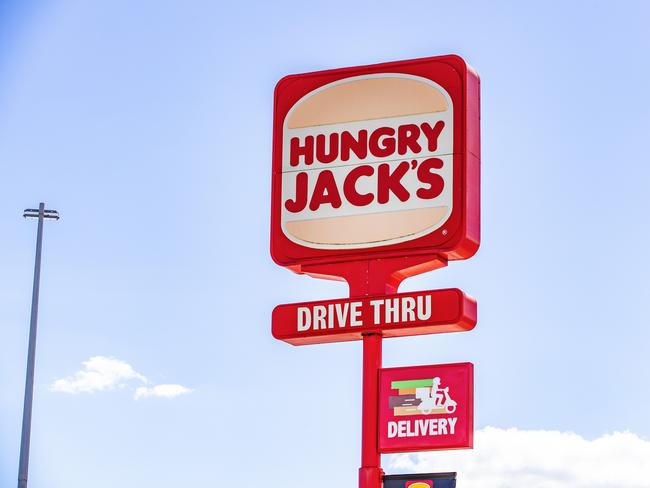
[271,55,480,269]
[379,363,473,453]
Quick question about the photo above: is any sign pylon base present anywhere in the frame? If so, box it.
[359,466,384,488]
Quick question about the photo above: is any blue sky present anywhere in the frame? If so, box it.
[1,1,649,487]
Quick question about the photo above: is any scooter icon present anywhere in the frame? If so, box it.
[415,378,457,415]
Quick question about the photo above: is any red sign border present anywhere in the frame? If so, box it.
[270,54,480,270]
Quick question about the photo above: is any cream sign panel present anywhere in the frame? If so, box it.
[280,74,454,249]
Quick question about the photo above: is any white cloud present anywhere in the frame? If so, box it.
[51,356,192,400]
[134,384,193,400]
[50,356,147,393]
[387,426,650,488]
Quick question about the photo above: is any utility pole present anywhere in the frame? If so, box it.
[18,203,59,488]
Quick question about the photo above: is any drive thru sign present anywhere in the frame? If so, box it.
[272,288,476,345]
[270,55,480,488]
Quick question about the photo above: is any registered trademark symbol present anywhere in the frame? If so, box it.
[442,229,448,236]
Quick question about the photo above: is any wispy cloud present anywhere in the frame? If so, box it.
[388,426,650,488]
[50,356,147,393]
[51,356,192,400]
[134,384,193,399]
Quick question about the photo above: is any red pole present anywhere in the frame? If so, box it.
[358,267,398,488]
[319,258,421,488]
[295,258,447,488]
[359,332,383,488]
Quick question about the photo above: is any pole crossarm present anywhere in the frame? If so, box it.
[23,208,59,220]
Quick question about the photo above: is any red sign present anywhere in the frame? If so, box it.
[379,363,473,453]
[272,288,476,345]
[271,55,480,274]
[270,55,481,488]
